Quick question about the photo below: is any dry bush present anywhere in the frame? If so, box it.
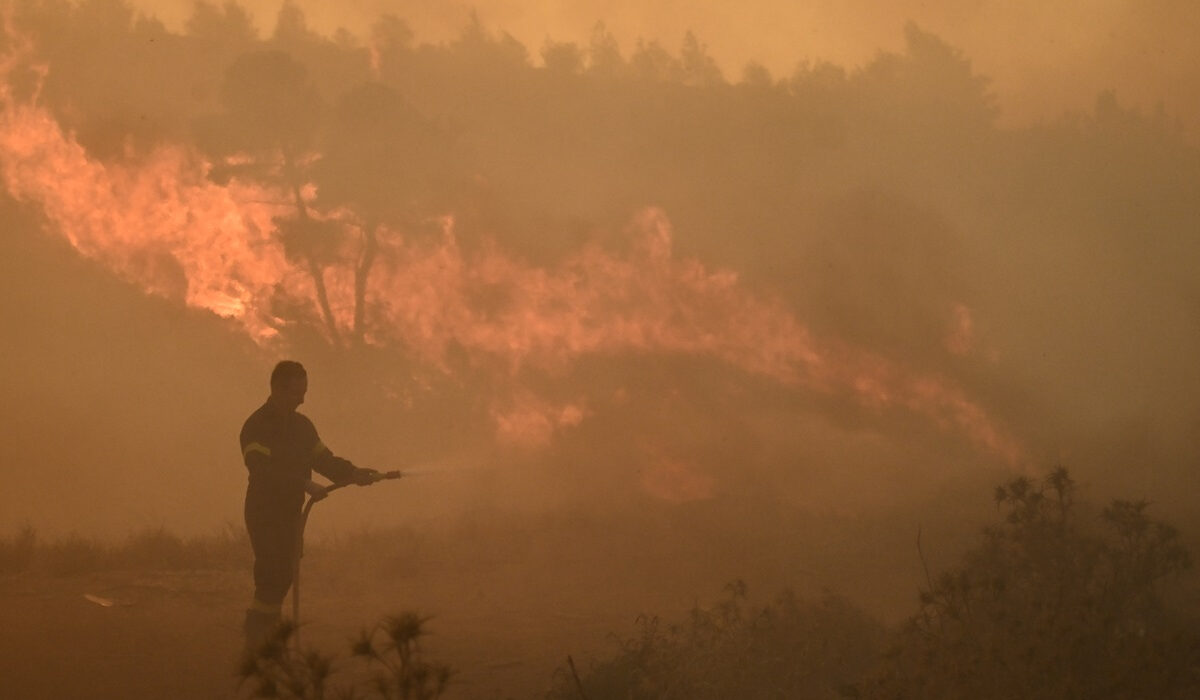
[549,580,885,700]
[0,524,250,575]
[41,533,109,575]
[0,524,37,574]
[861,468,1199,700]
[115,525,250,570]
[238,612,451,700]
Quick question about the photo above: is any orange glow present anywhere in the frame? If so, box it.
[639,456,717,503]
[366,209,823,380]
[0,112,300,342]
[0,38,1021,468]
[492,392,586,448]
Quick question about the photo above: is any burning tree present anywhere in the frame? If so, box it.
[313,80,458,346]
[198,46,458,349]
[199,48,344,343]
[0,2,1040,463]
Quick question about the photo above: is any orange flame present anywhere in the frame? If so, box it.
[365,209,824,380]
[0,118,302,341]
[492,392,586,449]
[0,39,1022,468]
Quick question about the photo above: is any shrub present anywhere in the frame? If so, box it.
[116,525,250,570]
[862,467,1199,700]
[548,581,886,700]
[238,612,451,700]
[0,524,250,575]
[0,523,37,574]
[41,533,109,575]
[238,620,334,700]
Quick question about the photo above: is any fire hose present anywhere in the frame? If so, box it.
[291,470,403,644]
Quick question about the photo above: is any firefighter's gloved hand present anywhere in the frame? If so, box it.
[351,467,381,486]
[304,480,329,502]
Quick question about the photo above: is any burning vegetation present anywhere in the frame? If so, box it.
[0,6,1022,473]
[1,1,1199,698]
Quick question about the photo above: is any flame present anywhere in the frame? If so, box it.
[0,112,302,341]
[366,209,824,380]
[492,392,586,448]
[0,36,1023,470]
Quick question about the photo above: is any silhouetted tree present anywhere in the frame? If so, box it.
[185,1,257,46]
[740,61,773,88]
[314,81,456,345]
[369,14,415,82]
[450,12,528,73]
[854,23,997,139]
[680,31,723,87]
[205,48,342,343]
[631,39,682,83]
[586,22,626,79]
[271,0,309,45]
[541,39,584,75]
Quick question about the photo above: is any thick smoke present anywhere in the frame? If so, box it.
[132,1,1200,138]
[0,2,1197,561]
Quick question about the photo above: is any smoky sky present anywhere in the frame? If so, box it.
[133,0,1200,136]
[0,0,1198,543]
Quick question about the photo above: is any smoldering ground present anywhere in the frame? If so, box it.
[0,1,1199,698]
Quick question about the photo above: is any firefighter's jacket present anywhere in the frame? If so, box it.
[240,401,357,514]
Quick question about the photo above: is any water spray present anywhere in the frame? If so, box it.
[392,465,476,478]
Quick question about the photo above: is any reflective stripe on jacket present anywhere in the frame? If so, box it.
[240,401,357,512]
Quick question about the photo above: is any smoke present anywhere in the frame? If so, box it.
[0,1,1197,546]
[131,1,1200,137]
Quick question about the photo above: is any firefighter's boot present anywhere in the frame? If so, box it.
[242,607,282,654]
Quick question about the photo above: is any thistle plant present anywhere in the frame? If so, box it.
[237,613,450,700]
[348,613,452,700]
[238,620,334,700]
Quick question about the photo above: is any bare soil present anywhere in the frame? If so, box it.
[0,510,935,699]
[0,559,643,699]
[0,534,741,699]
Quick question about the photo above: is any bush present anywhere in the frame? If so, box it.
[0,524,37,574]
[548,580,886,700]
[862,468,1199,700]
[238,612,452,700]
[116,525,250,570]
[0,524,250,575]
[42,533,109,575]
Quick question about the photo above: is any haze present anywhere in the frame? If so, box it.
[131,0,1200,136]
[0,1,1198,685]
[0,0,1196,522]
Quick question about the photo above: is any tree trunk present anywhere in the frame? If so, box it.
[282,149,341,347]
[353,221,379,346]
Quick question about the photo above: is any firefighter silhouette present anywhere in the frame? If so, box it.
[239,361,379,647]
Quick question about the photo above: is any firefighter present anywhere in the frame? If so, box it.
[239,360,379,648]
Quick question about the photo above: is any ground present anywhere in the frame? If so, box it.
[0,557,637,699]
[0,509,944,699]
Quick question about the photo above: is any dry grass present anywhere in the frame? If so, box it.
[0,523,250,575]
[548,581,885,700]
